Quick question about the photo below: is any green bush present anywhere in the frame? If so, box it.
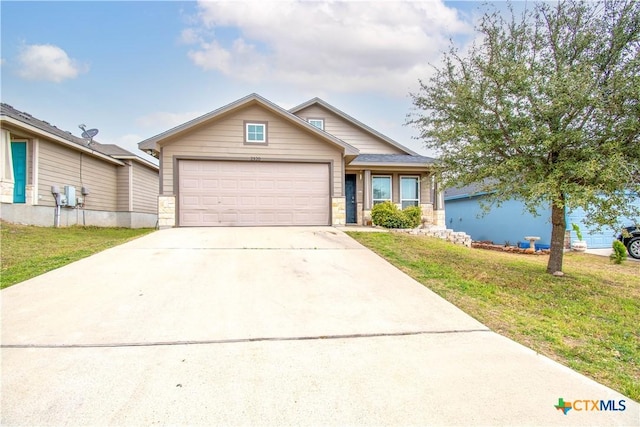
[371,201,422,229]
[610,240,627,264]
[403,205,422,228]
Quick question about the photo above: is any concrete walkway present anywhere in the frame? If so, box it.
[586,247,640,262]
[1,227,637,425]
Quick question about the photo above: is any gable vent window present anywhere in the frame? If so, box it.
[308,119,324,130]
[245,122,267,144]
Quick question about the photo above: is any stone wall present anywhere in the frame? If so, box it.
[331,197,346,226]
[158,195,176,228]
[391,224,472,248]
[1,181,14,204]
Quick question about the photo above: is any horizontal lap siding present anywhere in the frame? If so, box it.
[116,162,130,211]
[37,140,118,210]
[362,171,432,205]
[295,105,405,155]
[161,105,343,196]
[132,163,159,214]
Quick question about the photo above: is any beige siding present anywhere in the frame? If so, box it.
[27,140,34,185]
[116,161,131,211]
[295,105,405,155]
[132,162,159,214]
[160,104,344,196]
[349,169,433,208]
[38,140,118,211]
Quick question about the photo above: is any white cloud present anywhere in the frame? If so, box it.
[17,44,87,82]
[184,0,472,96]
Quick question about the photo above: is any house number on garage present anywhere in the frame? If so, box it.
[250,156,262,161]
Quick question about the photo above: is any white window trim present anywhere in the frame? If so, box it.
[244,122,267,144]
[372,175,392,205]
[308,118,324,130]
[400,176,420,208]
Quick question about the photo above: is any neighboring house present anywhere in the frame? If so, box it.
[138,93,444,227]
[0,103,159,228]
[444,184,640,249]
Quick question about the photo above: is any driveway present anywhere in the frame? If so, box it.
[1,227,637,425]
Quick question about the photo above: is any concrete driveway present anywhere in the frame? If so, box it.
[1,227,637,426]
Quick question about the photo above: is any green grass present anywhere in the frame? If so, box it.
[347,231,640,402]
[1,221,155,289]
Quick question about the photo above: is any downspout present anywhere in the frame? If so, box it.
[51,185,61,227]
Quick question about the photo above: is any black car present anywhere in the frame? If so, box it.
[618,225,640,259]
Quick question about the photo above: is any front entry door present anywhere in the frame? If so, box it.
[11,142,26,203]
[345,174,357,224]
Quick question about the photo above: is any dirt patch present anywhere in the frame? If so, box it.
[472,241,550,255]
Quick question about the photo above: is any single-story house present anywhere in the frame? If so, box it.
[138,93,444,227]
[0,103,159,228]
[444,183,640,249]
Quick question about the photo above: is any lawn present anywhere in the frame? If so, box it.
[347,231,640,402]
[1,221,155,289]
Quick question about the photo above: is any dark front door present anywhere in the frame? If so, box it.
[11,142,27,203]
[345,174,357,224]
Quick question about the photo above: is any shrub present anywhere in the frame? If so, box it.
[403,205,422,228]
[610,240,627,264]
[371,201,422,229]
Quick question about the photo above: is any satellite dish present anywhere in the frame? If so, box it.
[78,124,99,144]
[81,128,99,139]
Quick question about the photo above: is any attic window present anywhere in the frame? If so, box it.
[308,118,324,130]
[244,122,267,144]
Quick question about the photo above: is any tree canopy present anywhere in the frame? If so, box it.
[408,0,640,273]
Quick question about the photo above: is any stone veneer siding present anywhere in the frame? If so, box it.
[0,181,14,203]
[158,195,176,228]
[331,197,346,226]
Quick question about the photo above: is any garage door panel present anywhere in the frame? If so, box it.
[258,180,276,190]
[239,180,256,190]
[202,179,219,189]
[178,160,330,226]
[181,178,201,190]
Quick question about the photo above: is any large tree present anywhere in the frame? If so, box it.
[408,0,640,274]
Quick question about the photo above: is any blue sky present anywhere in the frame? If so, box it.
[1,1,494,163]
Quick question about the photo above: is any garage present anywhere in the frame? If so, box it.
[178,160,330,226]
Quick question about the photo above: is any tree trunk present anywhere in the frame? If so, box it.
[547,199,567,274]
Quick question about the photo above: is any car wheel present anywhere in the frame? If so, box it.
[627,237,640,259]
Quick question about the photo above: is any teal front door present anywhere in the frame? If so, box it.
[11,142,26,203]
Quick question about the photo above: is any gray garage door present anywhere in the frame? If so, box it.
[178,160,330,226]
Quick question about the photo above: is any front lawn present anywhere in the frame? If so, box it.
[347,231,640,402]
[1,221,155,289]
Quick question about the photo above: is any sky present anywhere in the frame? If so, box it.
[1,1,497,164]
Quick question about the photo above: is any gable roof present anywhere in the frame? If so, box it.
[95,144,158,169]
[444,180,496,200]
[1,103,157,170]
[289,97,419,156]
[349,153,436,167]
[138,93,359,156]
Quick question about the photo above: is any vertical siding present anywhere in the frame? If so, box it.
[161,104,344,197]
[132,162,159,214]
[37,140,118,211]
[295,105,405,155]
